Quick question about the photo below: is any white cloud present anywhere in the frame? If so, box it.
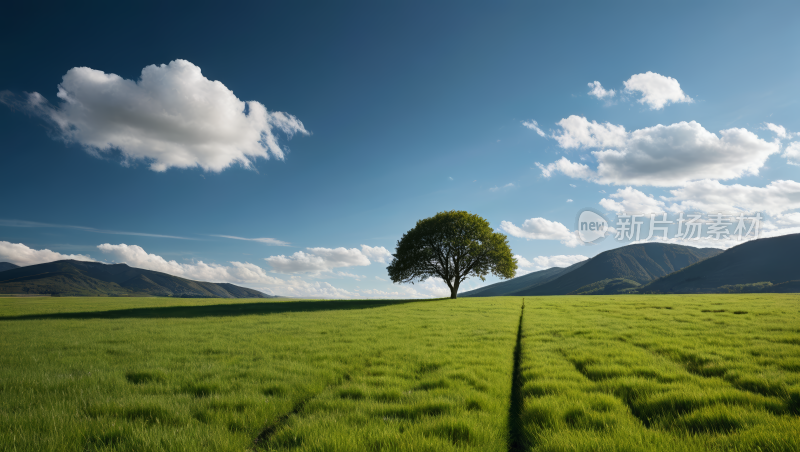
[784,142,800,166]
[489,183,515,192]
[98,243,270,283]
[536,158,595,180]
[360,279,451,299]
[374,276,387,281]
[97,242,363,298]
[515,254,588,273]
[522,120,546,137]
[775,212,800,227]
[0,241,95,267]
[4,60,307,172]
[623,72,692,110]
[551,115,627,149]
[212,235,290,246]
[567,199,573,203]
[570,184,577,188]
[265,247,371,274]
[587,81,616,99]
[539,119,779,186]
[357,288,404,298]
[629,221,800,250]
[763,123,790,139]
[499,218,582,247]
[94,243,447,299]
[600,187,667,214]
[360,245,392,263]
[415,278,452,298]
[262,245,390,274]
[664,179,800,216]
[760,224,800,240]
[335,271,366,281]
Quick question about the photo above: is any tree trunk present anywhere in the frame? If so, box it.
[450,281,459,299]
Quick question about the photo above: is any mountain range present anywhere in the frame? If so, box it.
[641,234,800,293]
[0,260,276,298]
[463,235,800,296]
[0,262,19,272]
[3,233,798,298]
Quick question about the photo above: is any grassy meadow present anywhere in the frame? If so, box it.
[0,294,798,451]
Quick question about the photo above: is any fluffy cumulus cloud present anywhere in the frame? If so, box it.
[784,142,800,166]
[536,158,595,180]
[264,245,391,274]
[664,179,800,216]
[587,81,615,99]
[499,218,582,247]
[515,254,588,273]
[98,243,273,283]
[594,181,800,249]
[623,72,693,110]
[2,59,307,172]
[600,187,667,214]
[522,120,546,137]
[551,116,627,149]
[96,243,406,299]
[360,245,393,263]
[538,117,780,186]
[0,241,95,266]
[763,123,791,140]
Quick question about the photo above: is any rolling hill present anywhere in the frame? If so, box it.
[0,262,19,272]
[460,261,587,297]
[514,243,722,296]
[0,260,276,298]
[642,234,800,293]
[462,243,723,297]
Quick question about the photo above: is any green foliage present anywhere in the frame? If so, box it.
[718,281,774,293]
[569,278,641,295]
[387,211,516,298]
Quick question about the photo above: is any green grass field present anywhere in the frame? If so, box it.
[0,294,798,451]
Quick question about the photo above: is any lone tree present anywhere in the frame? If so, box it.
[387,211,516,299]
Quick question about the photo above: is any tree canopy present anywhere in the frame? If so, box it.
[387,211,516,299]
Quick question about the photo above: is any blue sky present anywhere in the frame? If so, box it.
[1,1,799,297]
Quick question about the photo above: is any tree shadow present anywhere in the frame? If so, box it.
[0,298,445,321]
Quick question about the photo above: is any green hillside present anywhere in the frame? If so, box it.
[642,234,800,293]
[0,260,275,298]
[460,265,571,297]
[568,277,641,295]
[511,243,722,296]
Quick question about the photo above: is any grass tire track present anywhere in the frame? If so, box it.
[626,340,792,405]
[250,362,371,450]
[507,299,526,452]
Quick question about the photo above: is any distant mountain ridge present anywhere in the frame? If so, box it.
[0,262,20,272]
[461,243,723,297]
[0,260,276,298]
[642,234,800,293]
[460,261,587,297]
[515,243,722,296]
